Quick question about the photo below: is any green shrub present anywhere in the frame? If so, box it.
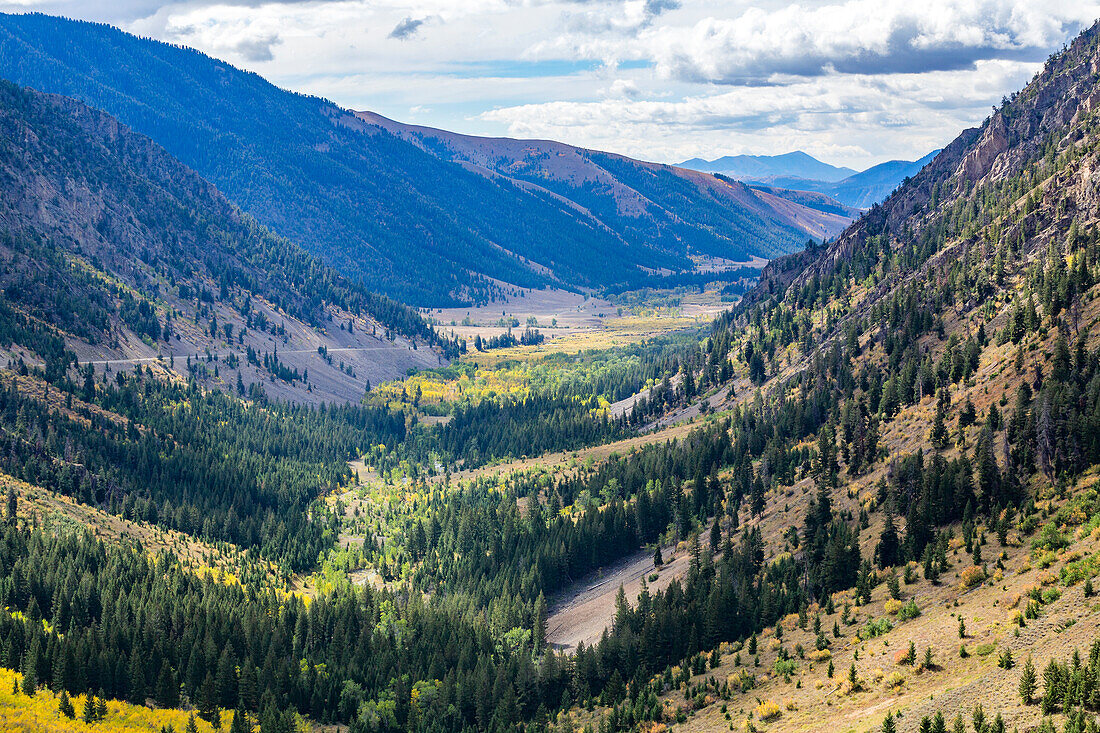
[773,658,799,679]
[1032,522,1069,552]
[897,600,921,621]
[861,617,894,639]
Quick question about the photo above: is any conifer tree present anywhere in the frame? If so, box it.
[128,648,146,704]
[750,476,766,516]
[59,690,75,718]
[613,585,630,633]
[1019,657,1037,704]
[533,592,548,651]
[20,654,36,696]
[932,712,946,733]
[199,672,221,726]
[971,704,985,733]
[157,663,180,709]
[1041,659,1062,715]
[877,512,900,569]
[230,709,251,733]
[930,402,949,449]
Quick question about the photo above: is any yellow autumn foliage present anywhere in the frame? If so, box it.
[754,699,782,722]
[0,666,235,733]
[364,354,643,418]
[883,671,906,690]
[960,565,987,589]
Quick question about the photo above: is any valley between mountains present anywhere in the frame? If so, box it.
[2,10,1100,733]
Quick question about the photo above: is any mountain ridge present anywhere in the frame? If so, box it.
[679,150,857,182]
[680,149,940,208]
[0,78,446,402]
[356,110,855,255]
[0,12,848,306]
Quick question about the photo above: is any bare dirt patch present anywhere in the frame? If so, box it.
[547,543,691,652]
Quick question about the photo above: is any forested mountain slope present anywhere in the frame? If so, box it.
[0,13,831,306]
[0,78,449,401]
[577,17,1100,732]
[3,13,1100,733]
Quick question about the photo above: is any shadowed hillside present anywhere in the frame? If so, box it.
[0,13,839,306]
[0,79,449,400]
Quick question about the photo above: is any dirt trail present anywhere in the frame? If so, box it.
[75,346,401,367]
[546,543,691,652]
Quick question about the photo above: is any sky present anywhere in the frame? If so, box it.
[2,1,1099,170]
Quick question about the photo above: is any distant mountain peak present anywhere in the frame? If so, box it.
[677,151,856,183]
[679,148,941,209]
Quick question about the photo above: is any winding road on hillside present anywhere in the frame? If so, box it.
[74,346,404,367]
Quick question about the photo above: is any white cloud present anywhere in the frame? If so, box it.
[538,0,1100,82]
[22,0,1100,169]
[480,58,1038,166]
[607,78,641,98]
